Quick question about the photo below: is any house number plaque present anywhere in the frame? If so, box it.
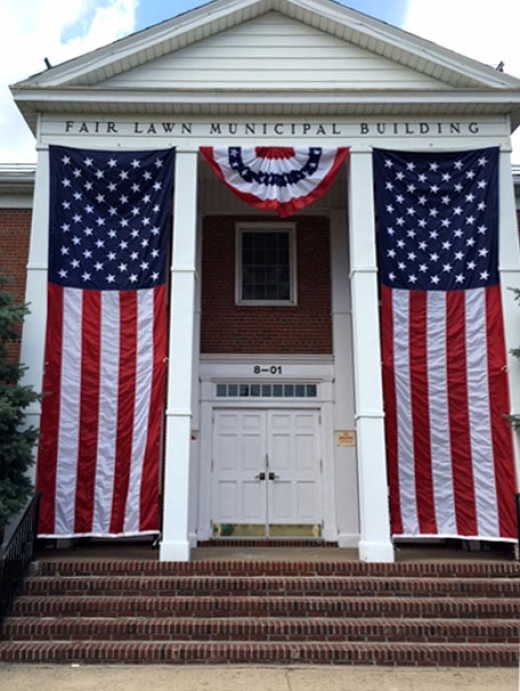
[253,366,283,375]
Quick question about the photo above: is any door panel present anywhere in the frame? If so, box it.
[267,411,321,525]
[212,411,266,526]
[297,481,318,519]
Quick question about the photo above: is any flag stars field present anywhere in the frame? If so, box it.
[51,148,174,290]
[376,152,498,292]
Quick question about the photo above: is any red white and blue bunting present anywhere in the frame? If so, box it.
[200,146,349,217]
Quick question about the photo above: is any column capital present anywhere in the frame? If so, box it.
[346,145,374,155]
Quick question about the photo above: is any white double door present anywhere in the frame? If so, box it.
[211,409,322,536]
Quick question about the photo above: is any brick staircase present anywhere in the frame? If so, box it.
[0,556,519,665]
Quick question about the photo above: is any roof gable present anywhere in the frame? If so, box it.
[98,12,450,93]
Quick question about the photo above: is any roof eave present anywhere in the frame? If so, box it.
[0,164,36,195]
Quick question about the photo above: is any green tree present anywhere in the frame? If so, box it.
[0,274,40,530]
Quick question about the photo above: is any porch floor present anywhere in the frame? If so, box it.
[33,539,516,563]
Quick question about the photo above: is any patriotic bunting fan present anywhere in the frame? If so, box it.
[200,146,349,217]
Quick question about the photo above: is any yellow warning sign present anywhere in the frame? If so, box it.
[336,431,356,448]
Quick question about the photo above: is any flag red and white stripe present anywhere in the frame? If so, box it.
[381,284,516,539]
[200,146,348,217]
[38,284,166,536]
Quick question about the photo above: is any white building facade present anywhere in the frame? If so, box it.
[10,0,520,562]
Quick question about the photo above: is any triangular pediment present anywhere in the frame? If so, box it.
[97,12,451,93]
[11,0,520,132]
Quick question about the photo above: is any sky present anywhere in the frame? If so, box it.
[1,0,520,163]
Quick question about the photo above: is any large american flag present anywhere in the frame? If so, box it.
[374,147,517,541]
[37,145,175,537]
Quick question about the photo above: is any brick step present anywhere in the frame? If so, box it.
[21,574,520,598]
[2,616,519,644]
[34,559,520,579]
[10,594,520,618]
[0,640,517,666]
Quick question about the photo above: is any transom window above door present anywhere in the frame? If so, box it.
[236,224,296,305]
[216,382,318,398]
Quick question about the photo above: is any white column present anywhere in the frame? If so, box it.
[19,147,49,483]
[160,151,198,562]
[330,208,359,547]
[188,216,203,547]
[498,148,520,489]
[348,148,394,562]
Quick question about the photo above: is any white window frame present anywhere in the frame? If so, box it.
[235,223,297,306]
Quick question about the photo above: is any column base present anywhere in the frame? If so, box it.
[159,539,191,562]
[337,532,360,548]
[358,539,394,563]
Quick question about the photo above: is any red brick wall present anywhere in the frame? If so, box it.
[0,207,32,360]
[1,206,520,360]
[201,215,332,354]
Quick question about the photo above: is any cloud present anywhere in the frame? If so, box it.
[404,0,520,162]
[58,0,138,58]
[0,0,138,163]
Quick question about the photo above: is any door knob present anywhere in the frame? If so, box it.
[255,472,266,480]
[268,472,279,481]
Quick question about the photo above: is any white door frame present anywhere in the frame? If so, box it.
[197,355,336,541]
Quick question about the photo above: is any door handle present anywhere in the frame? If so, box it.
[268,472,279,481]
[255,472,266,481]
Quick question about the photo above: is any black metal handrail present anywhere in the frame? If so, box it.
[0,492,41,625]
